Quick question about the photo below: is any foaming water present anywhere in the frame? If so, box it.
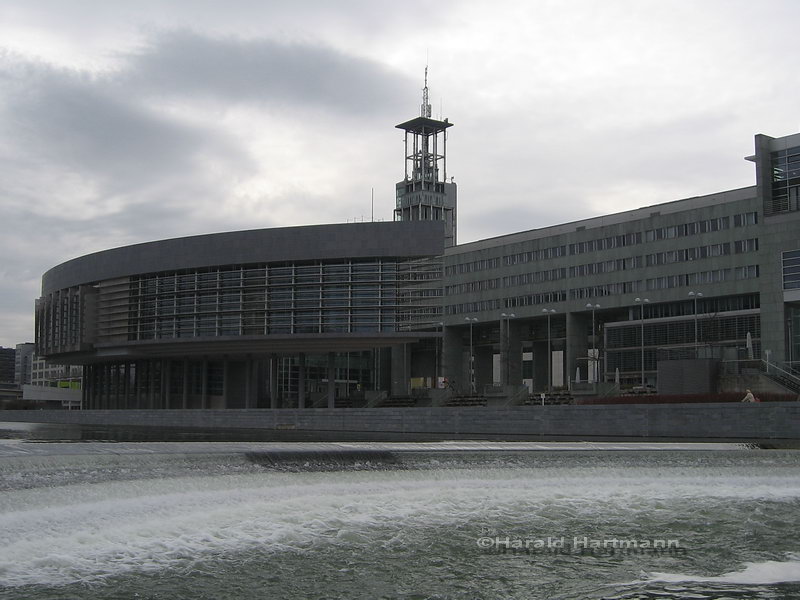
[1,447,799,599]
[649,558,800,584]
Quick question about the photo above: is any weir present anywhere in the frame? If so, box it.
[2,402,799,442]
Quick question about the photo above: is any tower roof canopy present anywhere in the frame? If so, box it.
[395,116,453,134]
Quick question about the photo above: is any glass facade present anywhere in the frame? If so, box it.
[35,257,442,350]
[783,249,800,290]
[770,146,800,214]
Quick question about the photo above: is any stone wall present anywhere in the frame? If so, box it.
[2,403,799,442]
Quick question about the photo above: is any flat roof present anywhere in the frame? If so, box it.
[395,116,453,134]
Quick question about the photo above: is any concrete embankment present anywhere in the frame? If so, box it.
[1,402,799,443]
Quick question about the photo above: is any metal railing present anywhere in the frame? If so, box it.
[722,358,800,394]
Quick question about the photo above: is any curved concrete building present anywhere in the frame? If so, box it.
[37,221,445,409]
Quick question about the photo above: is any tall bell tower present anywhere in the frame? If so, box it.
[394,68,457,247]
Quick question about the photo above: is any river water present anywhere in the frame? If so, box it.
[0,431,799,599]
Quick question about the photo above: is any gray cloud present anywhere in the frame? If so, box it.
[0,32,416,345]
[121,30,411,116]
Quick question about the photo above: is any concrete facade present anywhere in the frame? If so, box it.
[438,131,800,392]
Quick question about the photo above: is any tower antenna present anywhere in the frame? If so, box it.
[421,65,431,118]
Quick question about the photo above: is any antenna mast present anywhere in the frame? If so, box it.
[421,65,431,118]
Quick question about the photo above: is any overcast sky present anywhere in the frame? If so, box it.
[1,0,799,347]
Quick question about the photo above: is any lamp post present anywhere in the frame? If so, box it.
[465,317,478,394]
[542,308,556,392]
[688,291,703,356]
[500,312,516,385]
[586,303,600,383]
[634,298,649,387]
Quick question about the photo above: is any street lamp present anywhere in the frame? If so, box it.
[500,312,516,385]
[465,317,478,394]
[688,291,703,356]
[634,298,650,387]
[542,308,556,392]
[586,303,600,383]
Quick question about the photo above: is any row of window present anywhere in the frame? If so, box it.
[606,314,760,350]
[130,309,402,339]
[444,299,502,315]
[446,238,758,297]
[445,278,502,295]
[643,294,759,320]
[444,257,501,276]
[645,216,730,241]
[446,267,762,315]
[129,261,411,298]
[645,266,760,291]
[95,258,443,344]
[504,267,567,287]
[503,245,568,267]
[448,211,759,274]
[569,281,642,301]
[570,257,642,278]
[733,212,759,227]
[502,290,569,309]
[569,232,643,256]
[644,239,758,266]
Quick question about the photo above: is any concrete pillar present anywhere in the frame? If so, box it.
[500,319,524,386]
[201,358,208,409]
[134,361,141,409]
[105,364,113,409]
[391,344,411,396]
[297,353,306,409]
[222,358,229,409]
[244,357,253,409]
[475,345,493,394]
[531,340,548,393]
[182,359,189,409]
[83,365,92,410]
[442,325,465,390]
[83,365,91,410]
[81,365,90,410]
[113,364,121,409]
[269,355,279,409]
[566,311,589,388]
[123,362,130,409]
[378,347,392,392]
[163,359,171,409]
[147,360,157,410]
[327,352,336,408]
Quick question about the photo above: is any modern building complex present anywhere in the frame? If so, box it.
[35,84,800,409]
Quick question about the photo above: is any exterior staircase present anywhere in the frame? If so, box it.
[762,360,800,395]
